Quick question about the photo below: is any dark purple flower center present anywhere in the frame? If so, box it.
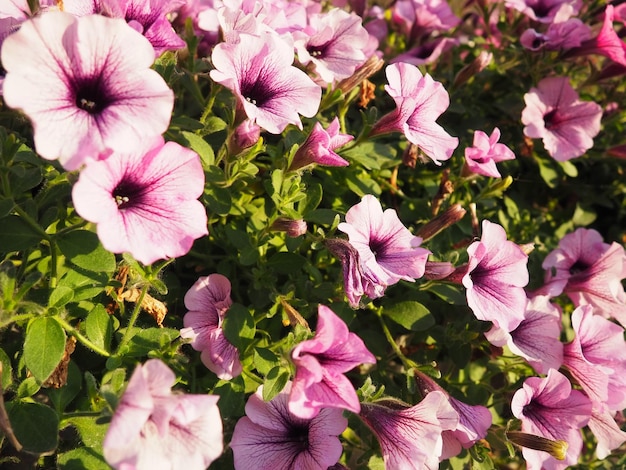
[240,80,272,108]
[569,260,589,275]
[369,237,388,260]
[307,41,331,59]
[112,178,148,210]
[74,76,111,114]
[543,109,562,130]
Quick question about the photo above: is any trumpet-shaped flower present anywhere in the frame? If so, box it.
[588,402,626,459]
[1,12,174,170]
[359,392,459,470]
[370,62,458,165]
[521,76,602,161]
[210,31,321,134]
[289,117,351,171]
[511,369,592,470]
[289,304,376,419]
[231,382,347,470]
[504,0,581,23]
[180,274,241,380]
[103,359,223,470]
[337,195,430,306]
[463,220,529,332]
[464,127,516,178]
[72,137,208,265]
[391,0,460,42]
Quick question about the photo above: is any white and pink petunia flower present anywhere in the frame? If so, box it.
[72,137,208,265]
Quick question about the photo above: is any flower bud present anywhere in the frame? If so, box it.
[416,203,466,242]
[453,51,493,88]
[506,431,568,461]
[270,217,307,237]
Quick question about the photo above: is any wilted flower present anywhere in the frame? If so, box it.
[72,137,208,265]
[289,304,376,419]
[1,12,174,170]
[103,359,223,470]
[464,127,516,178]
[231,382,347,470]
[289,117,351,171]
[180,274,241,379]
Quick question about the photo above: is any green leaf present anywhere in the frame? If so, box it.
[181,131,215,166]
[205,186,231,215]
[558,160,578,178]
[253,347,280,376]
[85,305,113,352]
[213,376,245,418]
[536,158,558,188]
[0,197,14,218]
[298,181,323,215]
[23,317,66,383]
[383,301,435,331]
[47,360,82,413]
[64,416,109,451]
[266,253,307,274]
[57,230,116,273]
[57,447,109,470]
[58,269,108,302]
[222,303,255,350]
[202,116,228,135]
[572,203,596,226]
[262,366,289,402]
[0,347,13,390]
[5,401,59,454]
[49,286,74,308]
[16,376,40,398]
[125,328,180,357]
[0,215,43,251]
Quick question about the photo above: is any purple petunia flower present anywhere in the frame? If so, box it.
[180,274,242,380]
[103,359,223,470]
[521,76,602,161]
[391,0,460,43]
[511,369,592,470]
[337,194,431,307]
[72,137,208,265]
[359,392,459,470]
[1,12,174,170]
[462,220,529,332]
[464,127,516,178]
[231,382,347,470]
[288,117,351,171]
[504,0,581,23]
[210,31,321,134]
[370,62,458,165]
[289,304,376,419]
[520,19,590,52]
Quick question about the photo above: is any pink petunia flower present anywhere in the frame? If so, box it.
[391,37,459,67]
[370,62,458,165]
[504,0,581,23]
[540,227,626,326]
[210,31,321,134]
[103,359,223,470]
[72,137,208,265]
[462,220,529,332]
[337,194,431,307]
[563,305,626,411]
[391,0,460,43]
[1,12,174,170]
[289,304,376,419]
[464,127,516,178]
[231,382,347,470]
[521,76,603,161]
[520,19,591,52]
[485,295,563,374]
[288,117,351,171]
[293,8,369,84]
[511,369,592,470]
[359,392,459,470]
[180,274,242,380]
[588,402,626,459]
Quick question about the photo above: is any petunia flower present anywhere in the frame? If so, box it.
[71,137,208,265]
[210,31,321,134]
[540,227,626,326]
[504,0,581,23]
[462,220,529,332]
[103,359,223,470]
[370,62,458,165]
[520,19,590,52]
[563,305,626,411]
[289,304,376,419]
[337,194,431,306]
[180,273,242,380]
[391,37,459,67]
[288,117,351,171]
[511,369,592,470]
[231,382,347,470]
[391,0,460,43]
[464,127,516,178]
[521,76,603,161]
[588,402,626,459]
[358,392,459,470]
[1,12,174,170]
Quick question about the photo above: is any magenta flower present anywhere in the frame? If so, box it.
[504,0,581,23]
[359,392,459,470]
[464,127,516,178]
[521,76,603,161]
[180,274,242,380]
[511,369,592,470]
[462,220,529,332]
[103,359,223,470]
[485,295,563,374]
[1,12,174,170]
[370,62,458,165]
[72,137,208,265]
[293,8,369,83]
[520,19,590,52]
[289,117,351,171]
[289,304,376,419]
[210,32,321,134]
[540,227,626,326]
[231,382,347,470]
[563,305,626,411]
[337,194,431,306]
[391,0,460,42]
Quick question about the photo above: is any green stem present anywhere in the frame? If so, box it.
[242,368,264,385]
[0,313,35,330]
[12,205,48,240]
[376,309,412,370]
[54,221,88,237]
[115,284,149,354]
[54,316,110,358]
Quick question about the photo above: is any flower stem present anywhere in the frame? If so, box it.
[376,309,413,370]
[115,284,149,355]
[54,316,110,357]
[0,313,34,330]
